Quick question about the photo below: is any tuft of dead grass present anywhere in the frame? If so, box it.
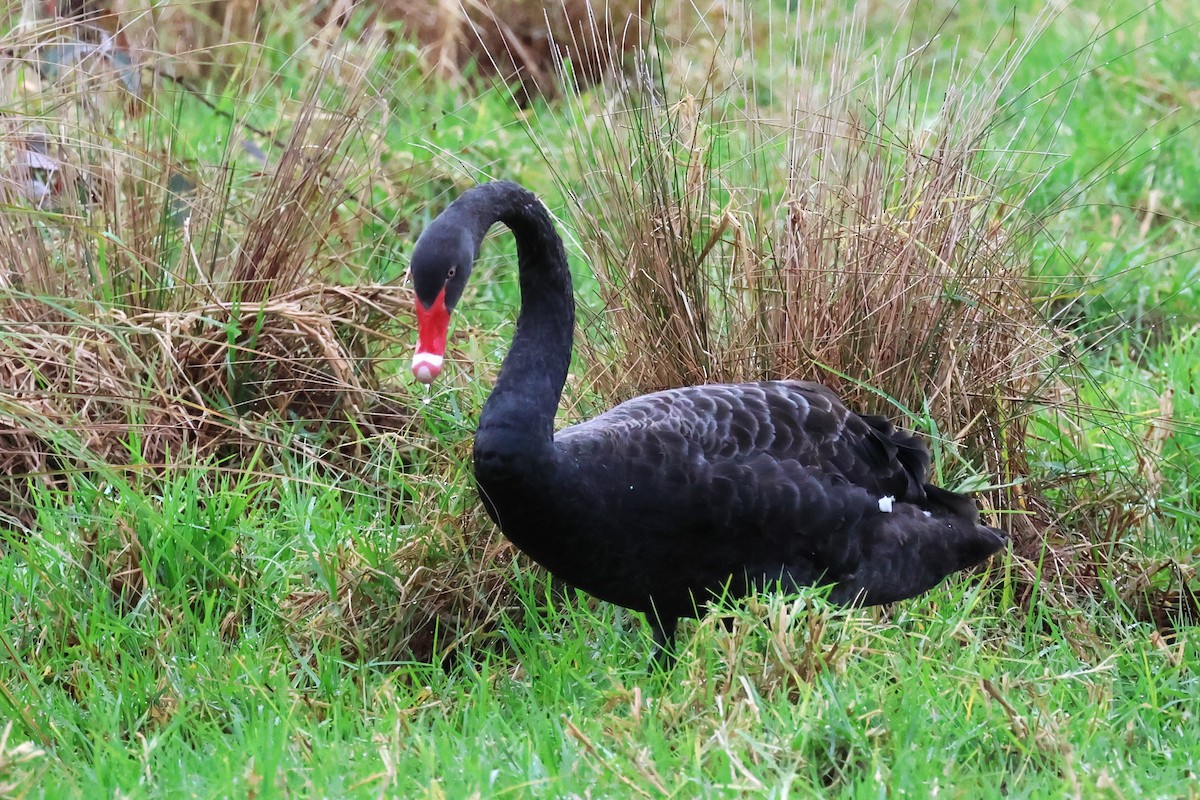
[0,285,414,523]
[365,0,649,102]
[0,16,411,519]
[282,507,524,664]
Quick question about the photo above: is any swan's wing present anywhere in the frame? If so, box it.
[556,380,930,502]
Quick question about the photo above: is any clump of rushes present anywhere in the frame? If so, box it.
[550,3,1132,599]
[0,16,411,523]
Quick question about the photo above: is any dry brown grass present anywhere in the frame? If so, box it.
[0,285,413,517]
[0,13,414,524]
[554,5,1091,595]
[24,0,652,99]
[282,506,524,664]
[366,0,649,102]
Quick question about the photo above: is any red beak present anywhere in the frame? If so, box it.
[413,288,449,384]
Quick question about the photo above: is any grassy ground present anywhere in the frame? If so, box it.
[1,0,1198,797]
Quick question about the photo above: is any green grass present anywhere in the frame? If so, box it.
[4,495,1198,797]
[2,0,1199,796]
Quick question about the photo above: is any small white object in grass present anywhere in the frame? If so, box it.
[877,496,895,513]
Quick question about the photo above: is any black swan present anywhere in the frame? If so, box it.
[409,181,1007,657]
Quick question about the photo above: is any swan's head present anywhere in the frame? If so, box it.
[409,225,476,384]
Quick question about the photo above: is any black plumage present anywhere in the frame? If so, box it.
[410,181,1008,655]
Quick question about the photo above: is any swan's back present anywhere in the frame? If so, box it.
[555,380,931,504]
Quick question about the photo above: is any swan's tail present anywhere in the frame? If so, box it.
[827,500,1008,606]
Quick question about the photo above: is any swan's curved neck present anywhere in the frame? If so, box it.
[463,184,574,458]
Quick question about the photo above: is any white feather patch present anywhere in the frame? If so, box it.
[878,496,895,513]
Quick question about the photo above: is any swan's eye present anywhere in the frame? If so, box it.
[447,265,458,280]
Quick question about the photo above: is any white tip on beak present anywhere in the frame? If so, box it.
[412,352,444,384]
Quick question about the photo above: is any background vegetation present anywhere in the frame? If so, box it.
[0,0,1196,796]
